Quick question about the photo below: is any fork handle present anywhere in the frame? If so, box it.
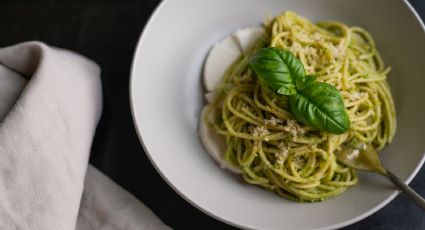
[385,169,425,211]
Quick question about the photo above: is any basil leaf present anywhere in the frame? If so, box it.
[249,47,305,95]
[250,47,350,134]
[288,82,351,134]
[277,84,297,95]
[295,74,316,91]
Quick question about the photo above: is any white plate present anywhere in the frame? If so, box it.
[130,0,425,229]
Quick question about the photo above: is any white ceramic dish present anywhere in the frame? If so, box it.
[130,0,425,229]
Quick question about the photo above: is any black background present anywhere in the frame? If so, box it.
[1,0,424,229]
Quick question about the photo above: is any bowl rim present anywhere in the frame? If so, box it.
[129,0,425,229]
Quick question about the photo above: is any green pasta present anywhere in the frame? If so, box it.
[204,11,396,202]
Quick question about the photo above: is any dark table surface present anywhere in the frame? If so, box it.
[1,0,425,229]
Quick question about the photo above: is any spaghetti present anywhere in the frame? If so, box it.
[204,11,396,202]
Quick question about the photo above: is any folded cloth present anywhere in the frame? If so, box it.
[0,42,171,230]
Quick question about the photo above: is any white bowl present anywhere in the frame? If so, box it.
[130,0,425,229]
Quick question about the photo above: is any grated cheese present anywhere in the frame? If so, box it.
[252,126,270,137]
[275,144,289,165]
[352,92,364,100]
[347,149,360,160]
[284,120,306,137]
[265,116,282,126]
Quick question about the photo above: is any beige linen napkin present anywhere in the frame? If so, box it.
[0,42,171,230]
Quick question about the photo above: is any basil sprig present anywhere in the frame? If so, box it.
[249,47,350,134]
